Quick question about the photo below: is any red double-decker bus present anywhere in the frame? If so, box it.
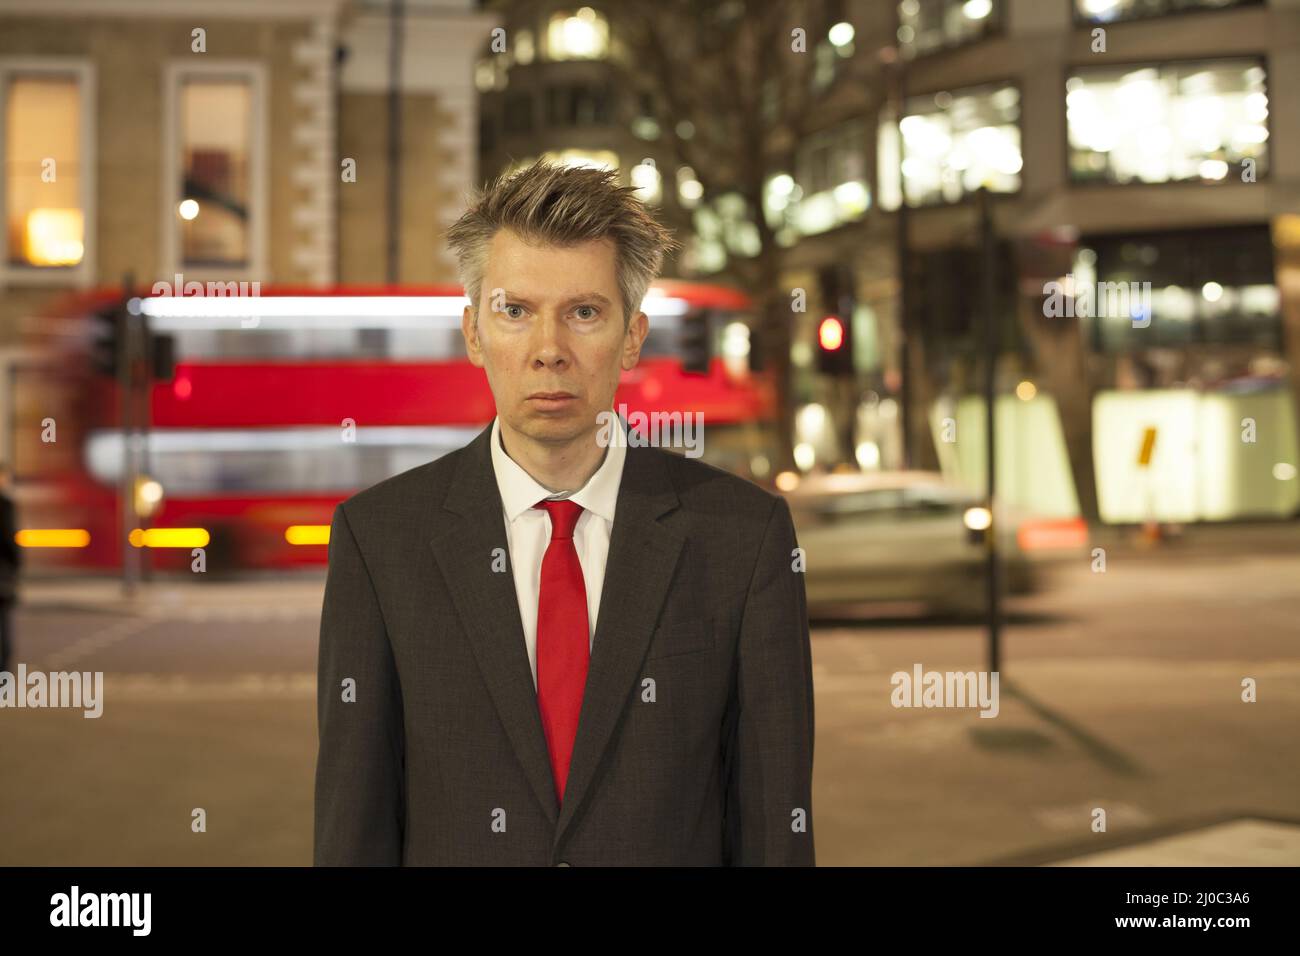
[12,282,776,572]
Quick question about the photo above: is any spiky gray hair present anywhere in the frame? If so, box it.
[445,160,680,327]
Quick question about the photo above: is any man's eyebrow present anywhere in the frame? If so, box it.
[493,291,534,309]
[499,291,613,308]
[562,292,613,308]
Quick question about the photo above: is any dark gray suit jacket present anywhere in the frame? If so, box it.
[313,419,815,865]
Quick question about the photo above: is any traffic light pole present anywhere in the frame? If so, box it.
[118,276,140,599]
[885,14,912,471]
[978,188,1001,676]
[138,287,154,584]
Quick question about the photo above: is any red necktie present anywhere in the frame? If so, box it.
[533,498,591,805]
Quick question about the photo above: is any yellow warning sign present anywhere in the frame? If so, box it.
[1137,427,1157,467]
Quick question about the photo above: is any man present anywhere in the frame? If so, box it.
[314,161,814,866]
[0,462,19,674]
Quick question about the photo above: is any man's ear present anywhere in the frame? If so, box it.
[462,304,484,368]
[621,310,649,370]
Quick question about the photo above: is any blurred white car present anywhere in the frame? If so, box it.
[782,470,1087,618]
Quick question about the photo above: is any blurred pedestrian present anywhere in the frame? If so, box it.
[0,462,20,674]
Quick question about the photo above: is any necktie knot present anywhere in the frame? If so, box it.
[535,498,584,540]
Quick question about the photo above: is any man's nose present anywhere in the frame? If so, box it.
[531,311,569,365]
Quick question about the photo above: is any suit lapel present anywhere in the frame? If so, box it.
[427,420,686,845]
[554,440,684,844]
[428,421,560,826]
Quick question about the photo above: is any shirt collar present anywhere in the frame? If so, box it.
[490,410,627,524]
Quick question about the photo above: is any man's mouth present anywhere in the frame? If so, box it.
[527,392,577,408]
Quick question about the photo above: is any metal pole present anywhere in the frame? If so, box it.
[135,275,153,584]
[978,187,1000,674]
[385,0,404,286]
[888,20,912,470]
[118,275,138,598]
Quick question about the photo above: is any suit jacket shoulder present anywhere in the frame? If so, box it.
[651,446,783,528]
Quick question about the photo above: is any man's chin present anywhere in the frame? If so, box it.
[515,411,592,443]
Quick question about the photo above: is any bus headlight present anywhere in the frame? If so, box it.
[134,476,165,519]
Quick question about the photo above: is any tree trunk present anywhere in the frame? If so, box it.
[1016,296,1100,525]
[761,280,796,475]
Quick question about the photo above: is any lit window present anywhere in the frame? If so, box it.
[2,64,92,276]
[1075,0,1260,24]
[1075,226,1279,351]
[880,83,1021,207]
[166,66,264,276]
[539,149,619,171]
[546,8,609,61]
[1067,60,1267,185]
[898,0,1001,58]
[516,29,535,65]
[178,77,252,266]
[676,166,703,208]
[631,161,662,204]
[773,121,870,237]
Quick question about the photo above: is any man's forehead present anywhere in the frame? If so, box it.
[482,230,620,300]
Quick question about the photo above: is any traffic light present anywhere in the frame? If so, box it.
[150,332,176,383]
[679,308,711,375]
[816,264,855,377]
[90,301,124,377]
[815,315,853,376]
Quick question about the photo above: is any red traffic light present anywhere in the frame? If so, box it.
[818,316,844,351]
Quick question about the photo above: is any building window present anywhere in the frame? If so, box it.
[907,241,1017,355]
[538,149,619,172]
[164,63,265,277]
[1074,225,1279,352]
[632,91,660,140]
[544,84,611,128]
[474,58,496,93]
[879,83,1021,207]
[630,161,662,204]
[1074,0,1262,25]
[0,60,95,284]
[503,93,534,134]
[515,29,536,65]
[545,8,609,61]
[1067,60,1267,185]
[897,0,1001,58]
[768,121,869,240]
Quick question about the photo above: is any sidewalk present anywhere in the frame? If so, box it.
[17,573,327,615]
[1085,518,1300,560]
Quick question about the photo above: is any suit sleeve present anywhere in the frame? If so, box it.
[722,495,816,865]
[2,498,21,569]
[314,502,406,865]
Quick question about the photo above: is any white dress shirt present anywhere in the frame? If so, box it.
[489,412,627,690]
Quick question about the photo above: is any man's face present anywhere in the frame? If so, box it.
[462,227,648,446]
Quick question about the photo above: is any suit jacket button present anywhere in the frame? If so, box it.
[555,861,571,867]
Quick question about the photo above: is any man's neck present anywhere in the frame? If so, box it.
[499,419,609,495]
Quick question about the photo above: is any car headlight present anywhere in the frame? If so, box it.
[963,506,992,532]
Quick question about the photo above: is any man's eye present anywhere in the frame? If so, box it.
[575,306,598,320]
[504,305,525,319]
